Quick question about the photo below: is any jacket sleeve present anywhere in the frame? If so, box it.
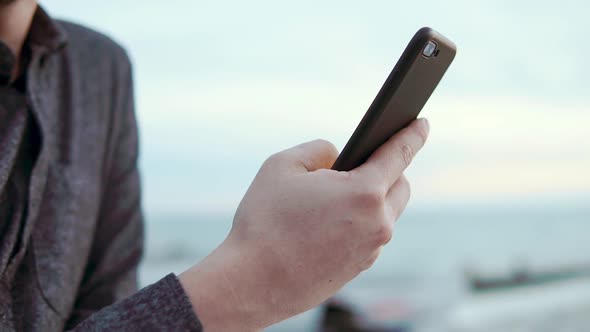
[70,274,202,331]
[65,49,202,331]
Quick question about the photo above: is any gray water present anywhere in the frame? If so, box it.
[140,203,590,331]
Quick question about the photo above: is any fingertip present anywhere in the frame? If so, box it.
[295,139,340,171]
[416,118,430,137]
[407,118,429,149]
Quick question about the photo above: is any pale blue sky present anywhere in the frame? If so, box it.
[44,0,590,216]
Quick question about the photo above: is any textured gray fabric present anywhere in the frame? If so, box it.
[0,81,40,331]
[0,66,33,332]
[0,41,14,85]
[0,6,202,331]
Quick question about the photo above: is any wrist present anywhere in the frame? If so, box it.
[178,242,264,332]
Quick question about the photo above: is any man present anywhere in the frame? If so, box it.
[0,0,429,331]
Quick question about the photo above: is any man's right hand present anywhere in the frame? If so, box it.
[179,118,430,332]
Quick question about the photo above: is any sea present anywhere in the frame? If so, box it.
[139,202,590,331]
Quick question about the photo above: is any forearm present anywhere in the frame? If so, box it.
[178,242,264,332]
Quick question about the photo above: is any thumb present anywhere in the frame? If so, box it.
[284,139,340,172]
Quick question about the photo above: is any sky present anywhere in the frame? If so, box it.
[44,0,590,217]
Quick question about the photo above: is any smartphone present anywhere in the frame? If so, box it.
[331,27,456,171]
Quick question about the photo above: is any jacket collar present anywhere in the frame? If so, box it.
[28,5,68,54]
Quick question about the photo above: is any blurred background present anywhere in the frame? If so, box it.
[47,0,589,331]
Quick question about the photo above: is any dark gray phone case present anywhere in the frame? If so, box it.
[332,27,456,171]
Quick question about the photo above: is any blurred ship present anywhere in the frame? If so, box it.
[316,262,590,332]
[447,262,590,332]
[466,262,590,292]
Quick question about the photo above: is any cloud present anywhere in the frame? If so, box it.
[137,80,590,215]
[44,0,590,215]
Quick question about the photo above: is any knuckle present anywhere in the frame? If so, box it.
[360,250,382,271]
[263,152,284,168]
[373,222,393,246]
[388,178,411,221]
[399,175,411,196]
[389,205,404,224]
[354,189,385,211]
[314,139,339,157]
[396,143,415,168]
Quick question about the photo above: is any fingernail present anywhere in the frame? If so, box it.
[418,118,429,135]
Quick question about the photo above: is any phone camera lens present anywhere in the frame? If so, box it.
[422,41,437,58]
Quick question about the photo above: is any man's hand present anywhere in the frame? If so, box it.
[179,118,429,331]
